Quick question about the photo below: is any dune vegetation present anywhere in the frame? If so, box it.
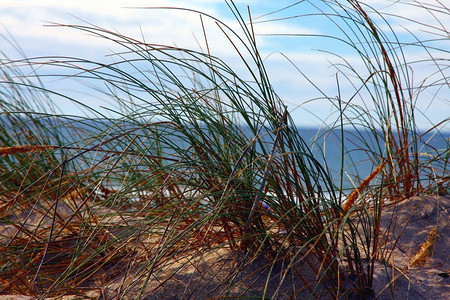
[0,1,448,299]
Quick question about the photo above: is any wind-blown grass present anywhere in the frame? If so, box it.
[0,1,448,299]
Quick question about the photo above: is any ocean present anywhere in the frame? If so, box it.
[2,115,448,192]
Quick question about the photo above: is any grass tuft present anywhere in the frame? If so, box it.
[0,0,448,298]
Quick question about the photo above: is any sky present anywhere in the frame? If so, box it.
[0,0,448,130]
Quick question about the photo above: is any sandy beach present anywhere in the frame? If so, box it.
[2,194,447,299]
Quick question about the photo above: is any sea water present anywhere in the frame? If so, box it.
[3,115,448,196]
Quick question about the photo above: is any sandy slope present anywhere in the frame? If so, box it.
[1,195,448,299]
[372,195,449,299]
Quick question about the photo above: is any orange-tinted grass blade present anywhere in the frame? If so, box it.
[342,161,387,216]
[0,144,57,156]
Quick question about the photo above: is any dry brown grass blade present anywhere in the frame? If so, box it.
[342,161,387,216]
[410,227,437,267]
[0,196,16,218]
[0,145,57,156]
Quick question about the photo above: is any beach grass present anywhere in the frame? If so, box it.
[0,0,448,299]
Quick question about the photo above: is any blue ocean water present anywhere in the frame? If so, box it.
[2,115,448,192]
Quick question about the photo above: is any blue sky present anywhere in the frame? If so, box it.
[1,0,448,130]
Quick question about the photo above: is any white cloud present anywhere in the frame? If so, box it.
[1,2,216,58]
[0,0,447,129]
[363,0,450,38]
[0,0,322,65]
